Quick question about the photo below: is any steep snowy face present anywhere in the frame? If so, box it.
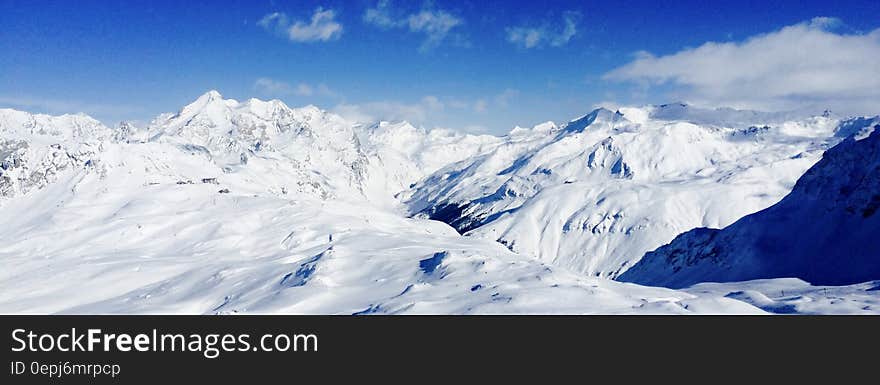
[404,104,845,277]
[619,120,880,288]
[0,109,112,199]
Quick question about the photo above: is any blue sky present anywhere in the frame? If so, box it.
[2,0,879,133]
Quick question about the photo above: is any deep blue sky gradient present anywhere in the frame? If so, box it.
[2,0,878,132]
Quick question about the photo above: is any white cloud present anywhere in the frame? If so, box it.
[808,16,843,29]
[494,88,520,108]
[363,0,397,28]
[289,8,343,42]
[507,11,580,49]
[420,95,444,111]
[0,95,143,124]
[604,17,880,114]
[258,12,288,31]
[254,78,336,98]
[254,77,292,95]
[333,96,445,124]
[331,89,520,126]
[363,1,464,51]
[473,99,488,113]
[314,84,336,97]
[407,9,462,49]
[258,8,342,43]
[294,83,313,96]
[446,99,470,109]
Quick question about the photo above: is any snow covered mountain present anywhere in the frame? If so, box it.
[0,91,495,206]
[356,120,503,207]
[0,108,111,199]
[142,91,502,205]
[0,94,765,314]
[145,90,376,200]
[619,119,880,288]
[1,92,878,314]
[404,103,846,278]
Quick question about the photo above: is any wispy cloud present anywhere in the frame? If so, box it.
[363,0,397,28]
[603,17,880,114]
[258,7,343,43]
[493,89,520,108]
[257,13,288,32]
[0,95,143,124]
[473,99,488,113]
[407,9,463,49]
[363,0,464,51]
[333,95,446,124]
[254,78,336,98]
[506,11,580,49]
[331,89,518,127]
[254,77,292,95]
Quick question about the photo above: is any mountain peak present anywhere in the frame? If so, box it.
[0,108,110,141]
[202,89,223,101]
[563,107,624,133]
[183,90,229,110]
[173,90,236,119]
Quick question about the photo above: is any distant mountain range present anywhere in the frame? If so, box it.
[1,91,877,314]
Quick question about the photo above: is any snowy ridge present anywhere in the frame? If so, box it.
[0,109,112,199]
[145,91,371,200]
[404,103,844,278]
[619,121,880,288]
[0,108,111,142]
[1,91,496,205]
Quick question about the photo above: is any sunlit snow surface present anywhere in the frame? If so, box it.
[0,177,874,314]
[1,95,878,314]
[404,106,851,278]
[685,279,880,315]
[0,174,763,314]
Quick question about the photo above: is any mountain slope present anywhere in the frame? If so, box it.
[0,102,765,315]
[2,94,878,314]
[356,120,503,207]
[0,176,764,314]
[619,120,880,288]
[404,104,846,277]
